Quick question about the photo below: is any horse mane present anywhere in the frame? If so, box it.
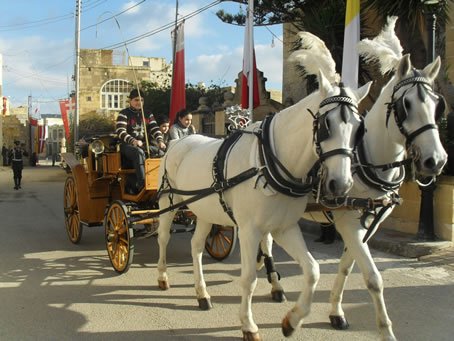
[357,16,403,75]
[288,32,340,84]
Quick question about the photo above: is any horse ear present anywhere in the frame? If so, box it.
[318,70,332,97]
[423,55,441,82]
[356,81,372,102]
[397,54,412,79]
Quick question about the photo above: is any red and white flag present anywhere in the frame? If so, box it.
[241,4,260,110]
[59,97,75,140]
[38,125,47,153]
[169,22,186,125]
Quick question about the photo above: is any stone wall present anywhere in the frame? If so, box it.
[79,49,171,120]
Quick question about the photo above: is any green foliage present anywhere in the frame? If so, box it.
[79,113,116,138]
[140,81,225,118]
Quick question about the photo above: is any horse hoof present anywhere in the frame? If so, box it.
[242,331,261,341]
[329,315,349,330]
[281,315,295,337]
[271,290,287,303]
[158,280,170,290]
[197,298,213,310]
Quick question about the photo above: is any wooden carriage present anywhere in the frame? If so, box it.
[61,134,237,273]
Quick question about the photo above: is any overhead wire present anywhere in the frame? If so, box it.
[101,0,221,50]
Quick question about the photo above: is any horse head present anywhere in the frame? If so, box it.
[388,54,447,177]
[315,71,371,197]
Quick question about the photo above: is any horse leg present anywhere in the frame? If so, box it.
[238,227,262,341]
[190,219,213,310]
[340,227,396,341]
[257,233,286,302]
[272,225,320,338]
[156,202,177,290]
[329,248,355,330]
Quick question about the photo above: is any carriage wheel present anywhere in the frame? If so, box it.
[205,225,237,261]
[104,201,134,274]
[63,176,83,244]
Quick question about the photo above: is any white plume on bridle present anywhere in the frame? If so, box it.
[357,16,403,75]
[288,32,340,84]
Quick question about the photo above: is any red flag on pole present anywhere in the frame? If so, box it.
[38,125,47,153]
[29,117,38,126]
[59,98,75,140]
[169,22,186,125]
[241,5,260,110]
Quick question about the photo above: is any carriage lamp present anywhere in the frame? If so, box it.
[91,139,105,156]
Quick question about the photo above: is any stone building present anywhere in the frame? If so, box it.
[79,49,171,119]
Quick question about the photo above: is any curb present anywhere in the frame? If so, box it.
[298,218,453,258]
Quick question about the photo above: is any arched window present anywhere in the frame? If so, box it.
[100,79,133,110]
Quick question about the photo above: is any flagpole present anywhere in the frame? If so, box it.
[28,95,32,165]
[169,0,179,125]
[247,0,254,118]
[74,0,81,149]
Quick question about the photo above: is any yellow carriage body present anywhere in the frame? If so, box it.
[61,135,161,226]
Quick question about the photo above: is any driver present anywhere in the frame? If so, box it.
[116,88,166,194]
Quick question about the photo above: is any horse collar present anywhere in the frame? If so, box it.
[257,114,316,198]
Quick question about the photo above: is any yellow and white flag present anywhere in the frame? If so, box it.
[341,0,360,88]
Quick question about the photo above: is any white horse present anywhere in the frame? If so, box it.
[258,17,448,341]
[155,32,372,340]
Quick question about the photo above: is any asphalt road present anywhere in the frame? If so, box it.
[0,164,453,340]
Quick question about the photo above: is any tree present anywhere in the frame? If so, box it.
[217,0,452,73]
[140,81,225,119]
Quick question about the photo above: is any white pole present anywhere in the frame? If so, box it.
[248,0,254,117]
[74,0,81,148]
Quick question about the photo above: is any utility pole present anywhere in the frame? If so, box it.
[28,95,33,165]
[247,0,254,118]
[74,0,81,148]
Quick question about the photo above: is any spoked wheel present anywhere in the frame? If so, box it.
[63,176,83,244]
[104,200,134,274]
[205,225,237,261]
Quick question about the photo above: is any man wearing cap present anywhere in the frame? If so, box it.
[116,89,166,194]
[10,141,28,190]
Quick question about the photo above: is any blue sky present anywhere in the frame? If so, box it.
[0,0,283,115]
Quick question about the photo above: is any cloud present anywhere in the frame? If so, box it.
[186,35,283,91]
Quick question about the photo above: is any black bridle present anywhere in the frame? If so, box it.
[257,85,364,198]
[312,85,365,163]
[354,73,446,192]
[386,74,445,149]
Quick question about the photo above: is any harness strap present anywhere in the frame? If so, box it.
[354,140,405,192]
[258,114,317,197]
[212,130,245,225]
[307,194,402,212]
[362,205,393,243]
[406,123,438,146]
[131,167,258,224]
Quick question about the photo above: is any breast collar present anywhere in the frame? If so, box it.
[256,114,318,198]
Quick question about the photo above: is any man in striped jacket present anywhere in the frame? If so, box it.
[116,89,166,194]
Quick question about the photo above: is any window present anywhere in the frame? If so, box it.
[100,79,132,110]
[86,96,92,102]
[143,61,150,67]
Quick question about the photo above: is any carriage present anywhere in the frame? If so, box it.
[61,134,237,274]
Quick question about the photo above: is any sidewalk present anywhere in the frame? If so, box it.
[299,218,454,260]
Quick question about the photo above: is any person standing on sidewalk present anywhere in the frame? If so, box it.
[10,141,28,190]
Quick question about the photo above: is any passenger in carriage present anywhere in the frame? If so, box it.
[116,88,166,194]
[168,109,196,141]
[150,115,170,157]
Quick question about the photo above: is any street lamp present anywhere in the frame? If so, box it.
[417,0,445,241]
